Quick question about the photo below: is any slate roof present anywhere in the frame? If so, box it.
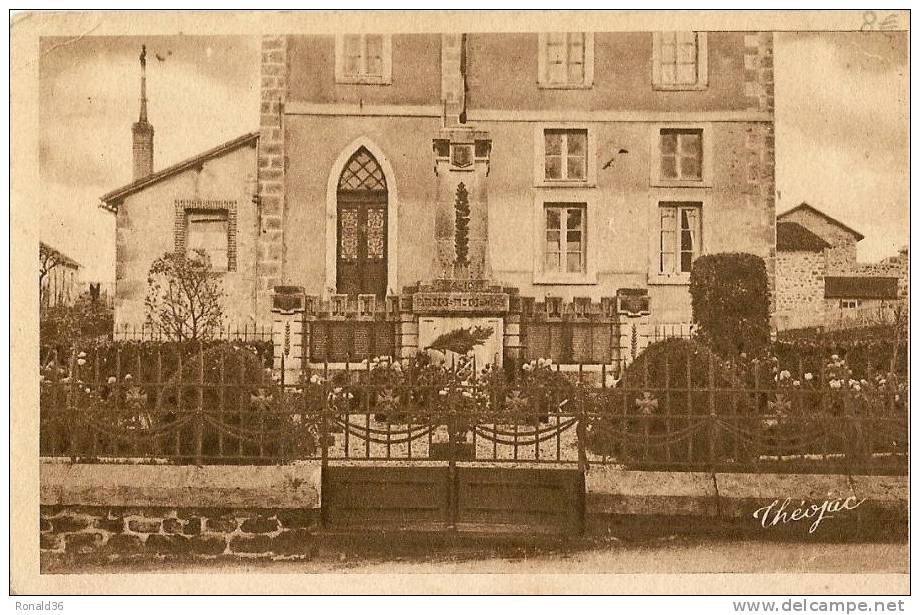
[824,276,899,300]
[777,202,865,242]
[99,132,259,212]
[776,221,831,252]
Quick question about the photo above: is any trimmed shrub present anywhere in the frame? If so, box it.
[689,252,770,359]
[40,294,114,361]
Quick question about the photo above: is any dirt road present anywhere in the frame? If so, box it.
[44,535,908,575]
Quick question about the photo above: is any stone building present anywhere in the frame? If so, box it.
[777,202,863,276]
[39,242,81,308]
[100,47,261,337]
[857,246,909,299]
[774,221,829,329]
[103,32,777,370]
[775,203,904,330]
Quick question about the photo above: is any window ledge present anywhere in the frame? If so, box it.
[648,273,691,286]
[535,180,596,189]
[651,179,712,189]
[537,82,594,90]
[652,83,708,91]
[533,273,598,285]
[335,76,392,86]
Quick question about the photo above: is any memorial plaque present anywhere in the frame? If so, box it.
[412,291,509,315]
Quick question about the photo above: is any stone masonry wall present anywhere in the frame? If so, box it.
[775,250,826,329]
[257,35,289,322]
[779,208,859,276]
[857,249,909,299]
[742,33,776,307]
[41,506,320,562]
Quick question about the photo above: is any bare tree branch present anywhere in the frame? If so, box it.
[145,251,225,342]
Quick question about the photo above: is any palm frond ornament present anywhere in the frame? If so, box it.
[425,325,494,356]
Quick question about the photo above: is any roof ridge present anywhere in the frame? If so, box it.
[777,202,865,242]
[40,241,80,268]
[100,131,259,210]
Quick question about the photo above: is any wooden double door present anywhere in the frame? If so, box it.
[323,466,585,534]
[336,147,388,298]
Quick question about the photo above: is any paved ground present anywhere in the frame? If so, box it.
[44,535,908,575]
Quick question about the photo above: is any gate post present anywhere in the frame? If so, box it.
[446,397,460,531]
[615,289,651,370]
[575,388,588,536]
[272,286,305,384]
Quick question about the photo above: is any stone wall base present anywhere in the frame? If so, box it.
[40,505,321,562]
[39,463,907,565]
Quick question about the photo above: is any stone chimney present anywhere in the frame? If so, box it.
[131,45,154,180]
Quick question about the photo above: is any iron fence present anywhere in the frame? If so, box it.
[39,343,908,474]
[112,322,274,342]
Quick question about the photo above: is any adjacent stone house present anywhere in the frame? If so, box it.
[775,203,904,330]
[774,221,829,329]
[102,32,776,370]
[778,202,862,276]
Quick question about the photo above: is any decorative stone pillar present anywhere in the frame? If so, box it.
[432,128,492,280]
[397,300,419,360]
[271,286,304,384]
[616,288,651,368]
[502,312,522,364]
[406,45,512,370]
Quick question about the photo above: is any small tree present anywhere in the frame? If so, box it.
[39,243,65,306]
[689,252,770,358]
[145,250,225,342]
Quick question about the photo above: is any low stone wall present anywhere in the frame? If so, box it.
[40,462,324,563]
[41,505,321,560]
[586,469,908,539]
[41,463,322,509]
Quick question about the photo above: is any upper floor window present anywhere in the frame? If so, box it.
[187,210,229,272]
[652,32,708,90]
[335,34,392,85]
[538,33,594,88]
[544,129,587,182]
[659,128,703,182]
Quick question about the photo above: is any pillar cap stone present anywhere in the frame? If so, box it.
[272,286,305,314]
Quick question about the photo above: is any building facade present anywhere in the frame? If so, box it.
[102,134,261,337]
[105,32,777,367]
[258,33,776,319]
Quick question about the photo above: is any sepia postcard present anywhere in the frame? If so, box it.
[9,9,911,599]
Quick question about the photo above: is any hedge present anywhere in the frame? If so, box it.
[689,252,771,359]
